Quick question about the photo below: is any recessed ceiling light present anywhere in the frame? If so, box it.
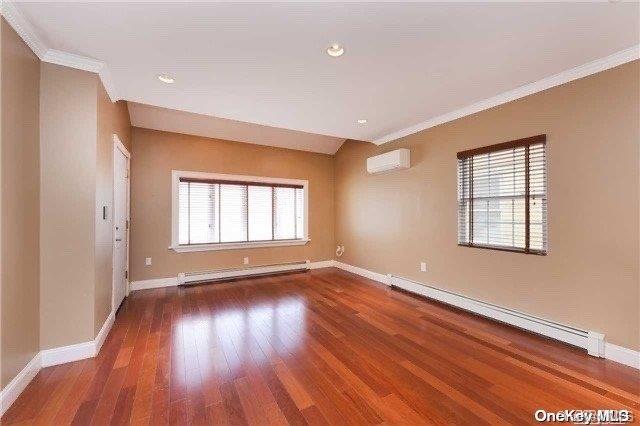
[157,74,175,84]
[326,43,345,57]
[357,119,367,124]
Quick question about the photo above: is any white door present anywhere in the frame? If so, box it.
[113,140,129,311]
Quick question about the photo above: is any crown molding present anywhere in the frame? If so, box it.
[1,1,119,102]
[0,0,47,58]
[373,45,640,145]
[42,49,104,73]
[43,50,119,101]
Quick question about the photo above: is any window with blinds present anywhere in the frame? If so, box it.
[457,135,547,254]
[178,178,305,246]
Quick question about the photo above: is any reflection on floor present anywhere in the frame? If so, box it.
[2,267,638,424]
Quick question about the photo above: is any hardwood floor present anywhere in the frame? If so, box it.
[3,267,638,425]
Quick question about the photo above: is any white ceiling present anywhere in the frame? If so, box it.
[7,2,640,150]
[129,102,345,155]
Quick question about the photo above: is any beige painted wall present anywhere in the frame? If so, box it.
[95,84,131,336]
[1,16,3,391]
[39,63,98,349]
[130,128,334,281]
[1,19,40,388]
[335,61,640,350]
[40,63,131,349]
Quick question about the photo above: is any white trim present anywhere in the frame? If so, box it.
[42,50,119,102]
[113,134,131,160]
[40,310,116,367]
[0,353,41,417]
[94,310,116,355]
[0,3,119,101]
[40,341,94,368]
[0,1,47,59]
[605,343,640,370]
[170,238,310,252]
[42,49,104,74]
[308,260,335,269]
[333,261,639,370]
[130,277,179,291]
[3,310,115,414]
[333,261,391,286]
[112,135,131,312]
[171,170,309,252]
[373,45,640,144]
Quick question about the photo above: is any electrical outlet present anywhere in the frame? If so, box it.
[243,257,249,265]
[420,262,427,272]
[145,257,152,266]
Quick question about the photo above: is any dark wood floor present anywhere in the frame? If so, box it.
[2,267,638,425]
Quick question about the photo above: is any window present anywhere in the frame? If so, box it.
[171,171,308,252]
[457,135,547,254]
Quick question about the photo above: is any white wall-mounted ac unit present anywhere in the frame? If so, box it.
[366,148,410,174]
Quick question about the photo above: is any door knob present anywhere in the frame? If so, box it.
[116,238,122,242]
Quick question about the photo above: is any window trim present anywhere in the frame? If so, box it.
[457,134,548,255]
[170,170,309,252]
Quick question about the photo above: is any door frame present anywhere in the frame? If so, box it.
[112,134,131,312]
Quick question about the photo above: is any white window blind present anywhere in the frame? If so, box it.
[179,178,305,246]
[248,186,272,241]
[457,135,547,254]
[274,187,296,240]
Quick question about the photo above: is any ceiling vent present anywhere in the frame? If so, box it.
[366,148,410,174]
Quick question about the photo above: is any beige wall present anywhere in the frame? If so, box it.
[1,16,3,391]
[130,128,334,281]
[335,61,640,350]
[1,19,40,388]
[39,63,98,349]
[39,63,132,349]
[95,84,131,335]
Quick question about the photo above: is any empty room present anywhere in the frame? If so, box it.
[1,1,639,424]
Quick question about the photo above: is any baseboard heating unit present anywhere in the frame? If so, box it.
[388,275,605,357]
[177,260,310,285]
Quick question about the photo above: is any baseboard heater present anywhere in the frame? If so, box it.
[388,275,605,357]
[177,260,310,285]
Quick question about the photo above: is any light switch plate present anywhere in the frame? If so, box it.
[420,262,427,272]
[145,257,152,266]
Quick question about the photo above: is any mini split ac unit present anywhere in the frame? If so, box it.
[366,148,410,174]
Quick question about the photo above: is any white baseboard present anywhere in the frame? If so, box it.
[130,277,178,291]
[0,353,41,417]
[40,310,116,367]
[605,343,640,369]
[308,260,335,269]
[94,310,115,355]
[1,309,117,415]
[333,261,639,370]
[131,260,334,291]
[40,341,94,368]
[333,261,390,285]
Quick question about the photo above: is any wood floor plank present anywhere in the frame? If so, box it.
[2,267,638,425]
